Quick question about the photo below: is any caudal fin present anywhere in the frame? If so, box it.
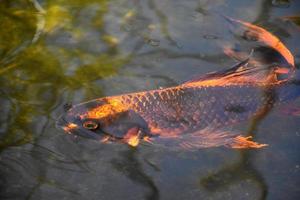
[183,16,296,87]
[223,15,295,68]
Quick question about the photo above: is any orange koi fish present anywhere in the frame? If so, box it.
[57,18,298,150]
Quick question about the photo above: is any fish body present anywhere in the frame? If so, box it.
[97,84,275,137]
[57,63,299,149]
[57,17,299,149]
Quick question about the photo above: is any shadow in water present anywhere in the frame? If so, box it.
[0,141,92,199]
[200,87,276,200]
[111,148,160,200]
[199,0,295,198]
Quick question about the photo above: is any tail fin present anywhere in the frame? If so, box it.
[223,16,295,69]
[183,16,296,87]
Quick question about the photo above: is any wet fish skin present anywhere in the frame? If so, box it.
[56,17,299,149]
[57,68,296,145]
[117,85,271,135]
[56,57,298,148]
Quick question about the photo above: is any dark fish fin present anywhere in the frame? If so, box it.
[224,44,292,67]
[183,48,294,86]
[223,44,248,62]
[150,127,267,151]
[222,15,295,68]
[183,56,250,84]
[182,16,295,86]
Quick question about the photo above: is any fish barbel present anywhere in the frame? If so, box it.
[57,18,298,150]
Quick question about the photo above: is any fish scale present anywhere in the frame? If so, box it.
[115,84,268,136]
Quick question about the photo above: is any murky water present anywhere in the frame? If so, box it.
[1,0,300,199]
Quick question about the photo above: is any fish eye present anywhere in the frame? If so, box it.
[83,120,98,130]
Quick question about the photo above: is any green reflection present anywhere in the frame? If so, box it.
[0,0,129,151]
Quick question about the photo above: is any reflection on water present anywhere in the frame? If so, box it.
[200,88,276,200]
[111,148,159,200]
[0,0,299,199]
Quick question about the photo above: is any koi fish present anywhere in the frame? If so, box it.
[56,18,298,150]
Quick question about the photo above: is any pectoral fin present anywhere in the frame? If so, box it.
[123,127,141,147]
[149,127,267,150]
[226,136,268,149]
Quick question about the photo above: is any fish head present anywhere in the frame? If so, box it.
[56,97,149,146]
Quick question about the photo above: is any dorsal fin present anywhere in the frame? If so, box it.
[182,54,281,87]
[183,57,250,84]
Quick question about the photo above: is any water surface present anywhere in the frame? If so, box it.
[0,0,300,199]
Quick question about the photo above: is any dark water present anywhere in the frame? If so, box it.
[1,0,300,199]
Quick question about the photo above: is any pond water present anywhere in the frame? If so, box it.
[0,0,300,200]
